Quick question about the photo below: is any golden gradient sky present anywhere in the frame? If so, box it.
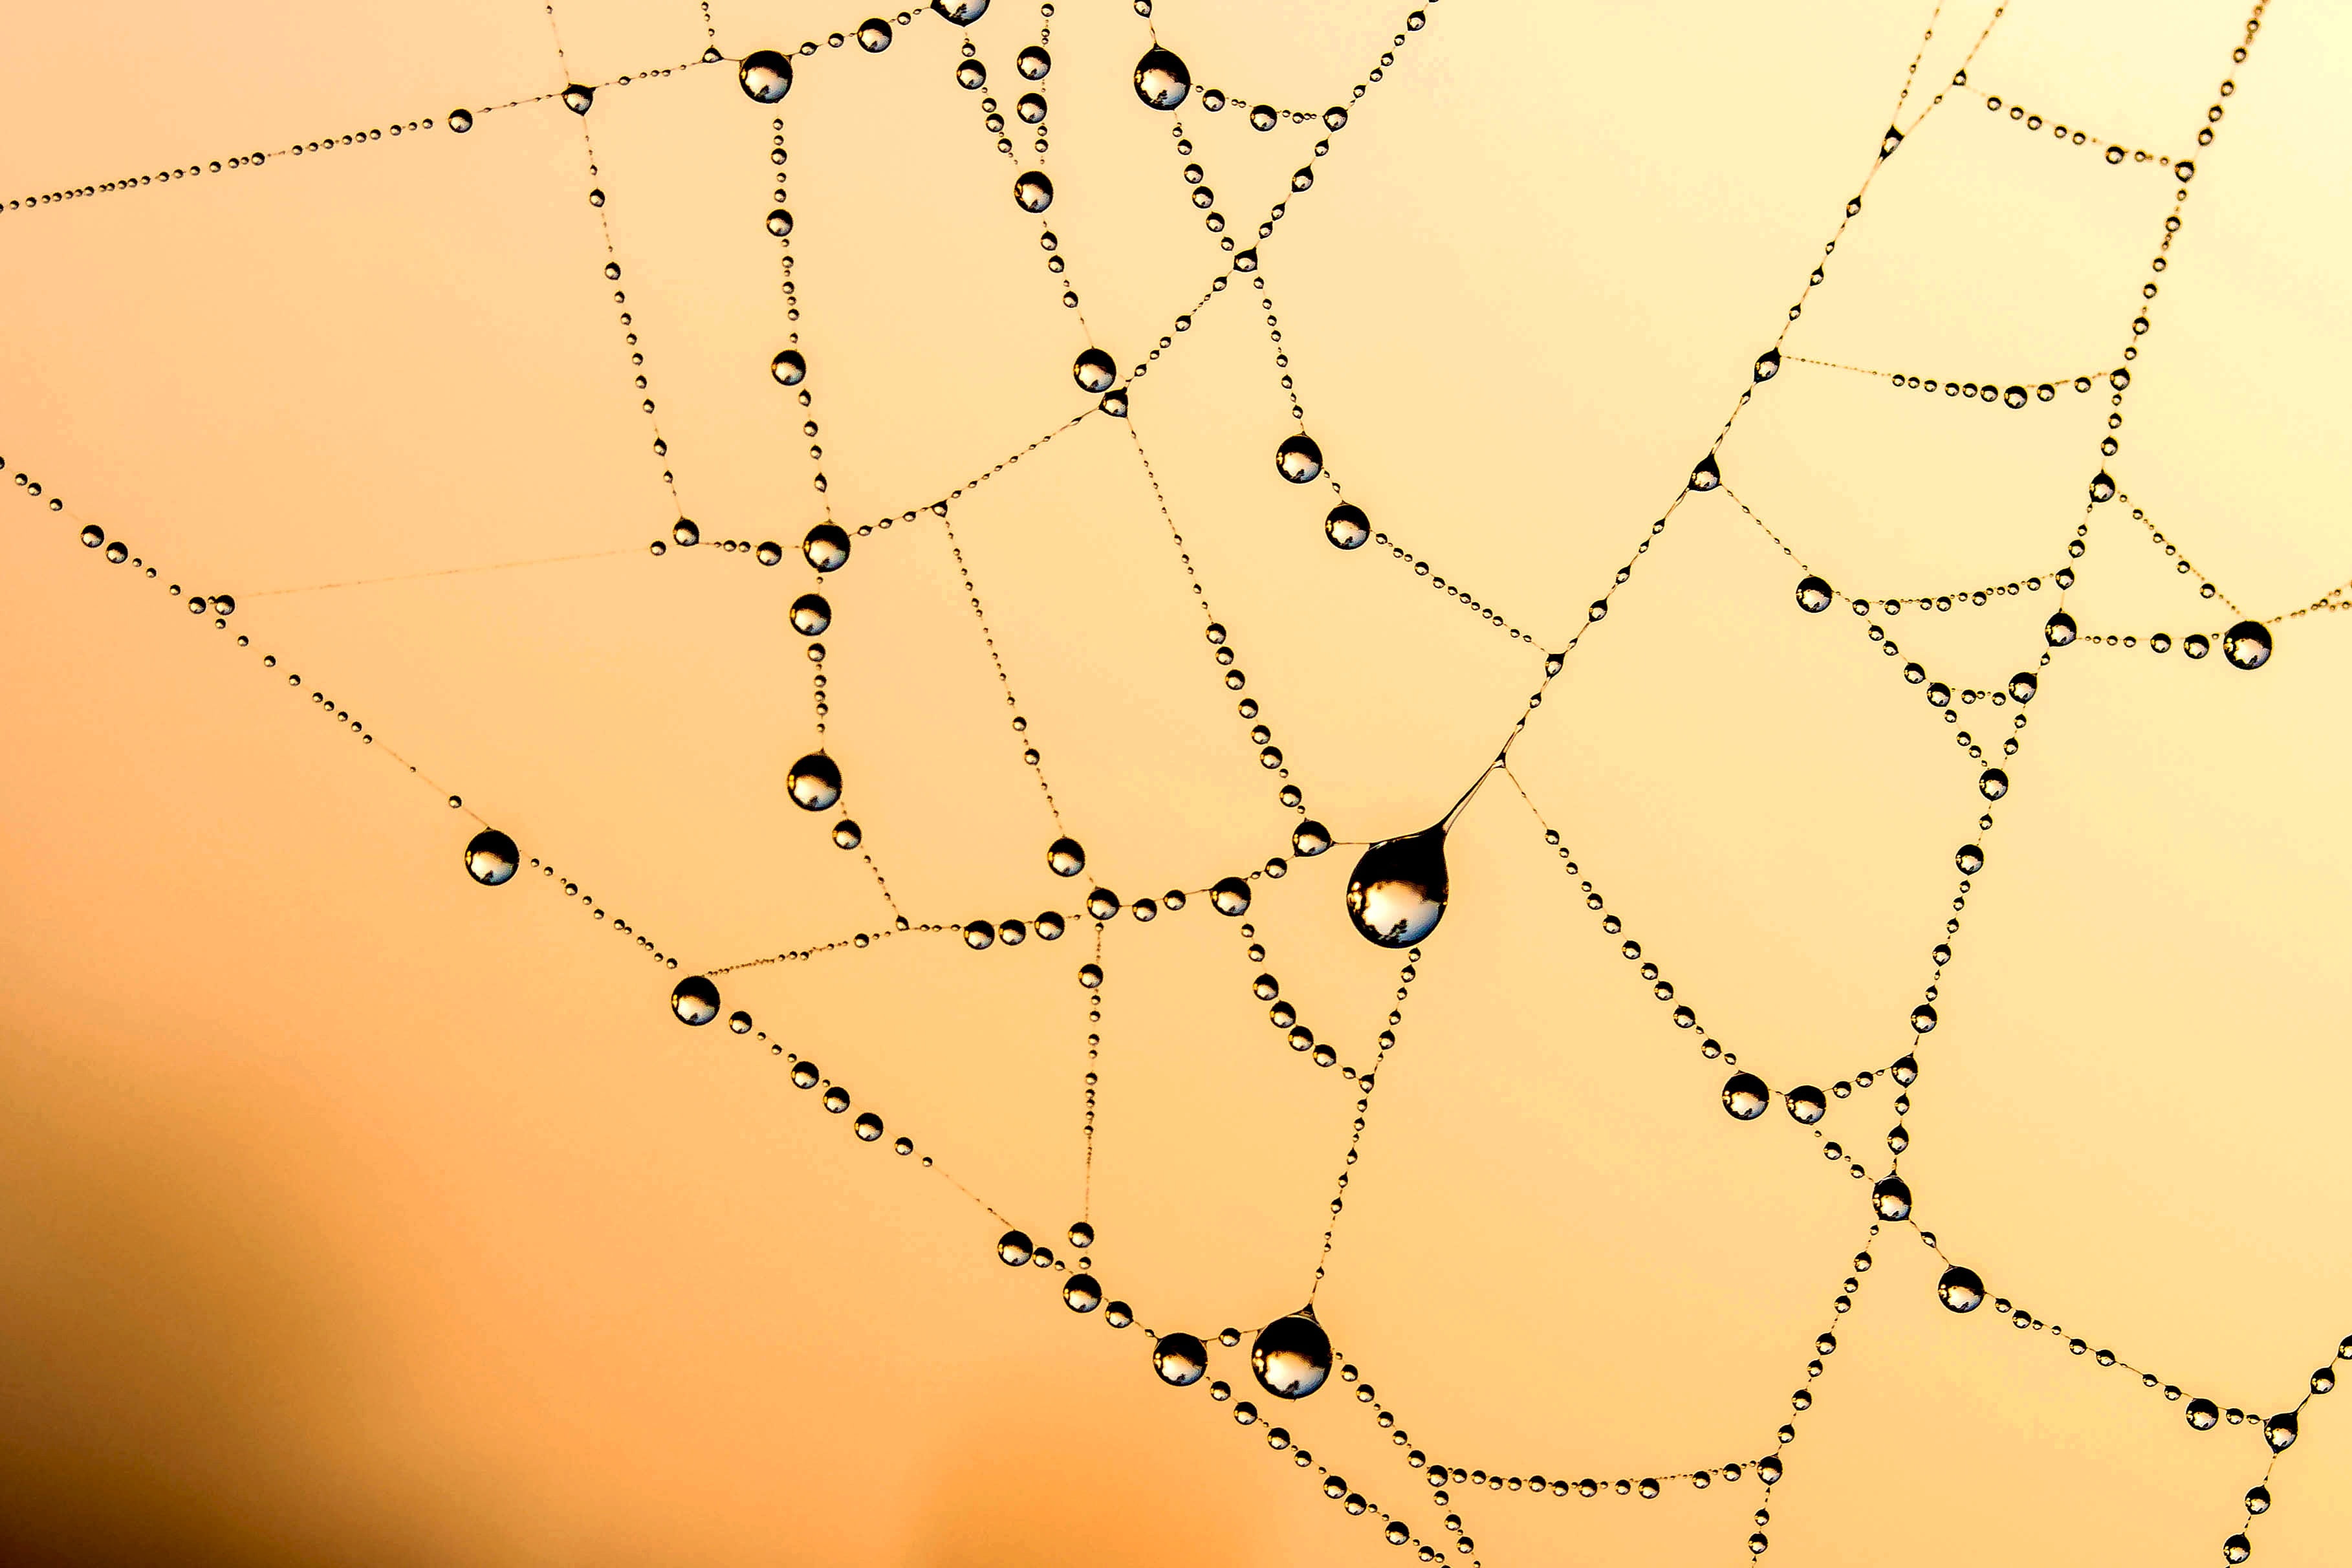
[2,1,2347,1563]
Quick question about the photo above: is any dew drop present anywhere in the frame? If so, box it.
[1345,826,1447,948]
[2088,470,2117,503]
[1014,171,1054,213]
[1292,821,1331,856]
[1134,47,1191,109]
[2186,1398,2219,1430]
[856,17,893,50]
[1937,1265,1984,1312]
[1871,1175,1912,1221]
[791,594,831,635]
[997,1229,1034,1266]
[561,83,594,114]
[1723,1073,1769,1120]
[739,50,794,102]
[1784,1085,1827,1125]
[2222,620,2271,670]
[771,349,808,386]
[670,975,720,1026]
[463,829,519,886]
[1073,347,1116,393]
[1276,433,1323,483]
[1018,45,1051,79]
[448,108,475,133]
[1325,503,1370,549]
[1796,576,1834,613]
[1063,1274,1102,1312]
[1048,837,1087,877]
[2263,1411,2297,1452]
[1252,1309,1333,1400]
[804,524,851,571]
[1155,1332,1209,1386]
[1688,452,1721,492]
[1754,348,1781,382]
[1211,877,1252,916]
[789,752,844,811]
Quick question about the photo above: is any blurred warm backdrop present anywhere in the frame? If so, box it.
[2,1,2347,1563]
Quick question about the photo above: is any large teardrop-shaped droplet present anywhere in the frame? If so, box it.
[1753,347,1780,382]
[789,752,844,811]
[463,829,519,886]
[1688,452,1721,492]
[1251,1307,1332,1400]
[1133,47,1191,109]
[739,50,794,102]
[1345,825,1447,947]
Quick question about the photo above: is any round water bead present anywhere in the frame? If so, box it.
[963,921,996,950]
[1345,827,1447,947]
[1937,1265,1985,1312]
[1016,93,1046,124]
[2088,470,2116,503]
[562,83,594,114]
[1252,1309,1333,1400]
[673,518,701,547]
[1796,576,1834,613]
[1018,45,1050,78]
[1073,347,1116,393]
[1211,878,1252,916]
[1067,1221,1094,1248]
[2045,611,2077,647]
[2223,1536,2250,1565]
[1871,1175,1912,1221]
[789,752,844,811]
[1036,911,1066,940]
[1133,47,1191,109]
[2263,1411,2297,1452]
[932,0,990,23]
[1955,844,1984,875]
[1098,387,1128,417]
[1014,171,1054,213]
[1064,1274,1102,1312]
[856,17,892,50]
[956,58,986,88]
[756,541,783,565]
[448,108,475,133]
[2186,1397,2220,1430]
[670,975,720,1026]
[832,819,862,849]
[1048,837,1087,877]
[771,349,808,385]
[1910,1003,1938,1033]
[1292,821,1331,856]
[853,1111,884,1140]
[1723,1073,1769,1120]
[997,1229,1034,1266]
[463,829,520,886]
[2245,1485,2270,1515]
[804,524,851,571]
[2009,671,2038,702]
[739,50,794,102]
[1978,769,2009,801]
[1276,433,1323,483]
[1784,1085,1827,1124]
[1325,503,1370,549]
[791,593,831,635]
[2223,620,2271,670]
[1085,888,1121,920]
[80,524,103,547]
[1154,1332,1208,1386]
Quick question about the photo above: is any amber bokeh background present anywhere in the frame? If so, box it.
[3,0,2348,1562]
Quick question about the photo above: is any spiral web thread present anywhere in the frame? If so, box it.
[5,0,2347,1562]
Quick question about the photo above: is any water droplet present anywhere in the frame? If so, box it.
[2223,620,2271,670]
[791,593,831,635]
[739,50,794,102]
[1325,503,1369,549]
[1063,1274,1102,1312]
[1910,1003,1937,1034]
[1098,387,1128,418]
[2223,1535,2251,1564]
[955,58,986,89]
[997,1229,1034,1265]
[1085,887,1121,920]
[1723,1073,1769,1119]
[1036,911,1066,940]
[1016,93,1046,124]
[822,1086,849,1113]
[463,829,519,886]
[1210,878,1252,916]
[1252,1309,1332,1400]
[2186,1398,2219,1430]
[1292,821,1331,856]
[1688,452,1721,492]
[1871,1175,1911,1221]
[832,819,862,849]
[1785,1085,1826,1124]
[853,1111,884,1140]
[1248,103,1277,131]
[1073,347,1116,392]
[2009,671,2038,702]
[789,752,844,811]
[562,83,594,114]
[1014,171,1054,213]
[1276,433,1323,483]
[2003,385,2029,409]
[1796,576,1834,613]
[2184,633,2210,659]
[1134,47,1190,109]
[2044,611,2076,648]
[771,349,807,386]
[963,920,996,950]
[2245,1485,2271,1515]
[673,518,701,547]
[767,208,794,237]
[1879,124,1904,157]
[1067,1221,1094,1248]
[1345,826,1447,948]
[856,17,893,50]
[792,1062,820,1089]
[1754,348,1781,382]
[932,0,990,23]
[1048,837,1086,877]
[804,524,851,571]
[1978,769,2008,801]
[671,975,720,1025]
[79,524,103,547]
[1155,1332,1208,1385]
[2263,1411,2296,1452]
[1018,45,1051,79]
[448,109,475,133]
[1937,1265,1984,1312]
[2088,470,2116,503]
[728,1012,752,1034]
[1955,845,1984,875]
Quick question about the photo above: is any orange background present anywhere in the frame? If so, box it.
[1,1,2347,1563]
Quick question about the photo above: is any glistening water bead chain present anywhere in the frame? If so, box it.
[14,0,2352,1562]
